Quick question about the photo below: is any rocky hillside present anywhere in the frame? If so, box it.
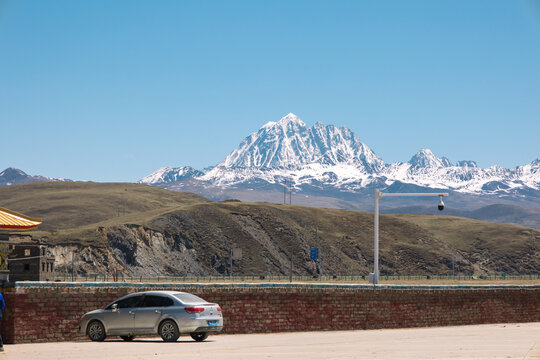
[1,182,538,277]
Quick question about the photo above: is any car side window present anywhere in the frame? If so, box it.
[142,295,174,307]
[116,295,143,309]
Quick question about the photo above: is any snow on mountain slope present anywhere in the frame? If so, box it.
[140,113,540,197]
[139,166,204,185]
[409,149,452,168]
[218,113,383,171]
[381,161,514,193]
[201,163,377,188]
[380,148,538,194]
[515,159,540,189]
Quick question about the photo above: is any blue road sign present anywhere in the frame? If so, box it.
[310,247,319,260]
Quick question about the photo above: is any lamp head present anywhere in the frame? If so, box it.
[438,195,445,211]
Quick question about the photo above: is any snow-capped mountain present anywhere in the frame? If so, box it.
[380,149,540,195]
[0,167,64,186]
[409,149,452,168]
[196,113,384,188]
[140,166,204,185]
[219,113,383,171]
[140,113,540,201]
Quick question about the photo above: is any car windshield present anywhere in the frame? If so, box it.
[173,293,207,304]
[106,295,143,309]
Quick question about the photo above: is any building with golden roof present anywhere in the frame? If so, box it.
[0,206,55,281]
[0,206,42,232]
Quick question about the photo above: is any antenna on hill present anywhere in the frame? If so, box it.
[284,178,292,205]
[289,178,292,205]
[284,181,286,204]
[117,188,128,217]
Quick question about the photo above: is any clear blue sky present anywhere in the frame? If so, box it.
[1,0,539,182]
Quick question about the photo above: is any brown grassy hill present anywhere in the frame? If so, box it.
[1,182,538,277]
[0,181,207,232]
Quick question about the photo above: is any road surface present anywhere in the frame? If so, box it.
[3,323,540,360]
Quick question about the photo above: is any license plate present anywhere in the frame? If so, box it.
[207,320,219,326]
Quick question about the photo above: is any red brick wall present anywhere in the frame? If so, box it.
[2,283,539,344]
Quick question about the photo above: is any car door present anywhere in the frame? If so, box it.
[102,294,143,335]
[133,295,174,334]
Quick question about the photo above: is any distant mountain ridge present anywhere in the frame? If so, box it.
[140,166,204,185]
[0,167,65,186]
[140,113,539,198]
[138,113,539,228]
[3,113,538,228]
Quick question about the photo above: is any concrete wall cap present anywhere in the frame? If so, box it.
[5,281,540,291]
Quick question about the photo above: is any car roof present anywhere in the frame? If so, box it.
[104,290,207,308]
[126,290,188,296]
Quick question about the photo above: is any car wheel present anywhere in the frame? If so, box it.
[120,335,135,341]
[159,320,180,342]
[190,332,208,342]
[87,321,106,342]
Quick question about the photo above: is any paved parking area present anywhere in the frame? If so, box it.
[3,323,540,360]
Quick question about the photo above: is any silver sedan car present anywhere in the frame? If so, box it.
[79,290,223,342]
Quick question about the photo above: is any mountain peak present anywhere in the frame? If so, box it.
[262,113,305,129]
[139,166,204,184]
[276,112,305,126]
[456,160,478,168]
[216,113,383,170]
[410,149,452,168]
[417,148,435,156]
[0,167,27,178]
[280,112,300,120]
[0,167,59,186]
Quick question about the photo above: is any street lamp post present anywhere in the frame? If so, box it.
[370,189,449,285]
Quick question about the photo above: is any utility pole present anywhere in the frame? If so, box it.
[229,248,233,279]
[370,189,449,285]
[316,226,322,279]
[289,257,293,283]
[71,251,75,282]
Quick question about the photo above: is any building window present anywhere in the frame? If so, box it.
[51,263,54,272]
[24,263,30,271]
[24,249,31,256]
[42,263,45,272]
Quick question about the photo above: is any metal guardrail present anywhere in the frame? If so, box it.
[54,274,540,283]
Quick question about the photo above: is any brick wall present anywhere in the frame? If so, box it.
[2,283,539,344]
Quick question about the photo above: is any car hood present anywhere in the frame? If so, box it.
[83,309,104,317]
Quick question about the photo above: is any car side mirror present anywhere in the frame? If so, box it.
[111,303,118,312]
